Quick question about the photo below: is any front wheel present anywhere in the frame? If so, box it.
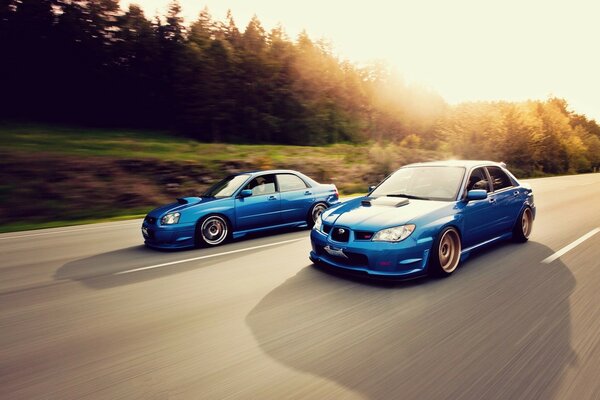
[512,207,533,243]
[196,215,229,247]
[307,202,328,228]
[429,227,462,277]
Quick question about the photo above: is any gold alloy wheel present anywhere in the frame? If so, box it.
[438,229,461,273]
[522,208,533,238]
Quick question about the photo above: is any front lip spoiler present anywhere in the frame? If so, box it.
[309,252,427,282]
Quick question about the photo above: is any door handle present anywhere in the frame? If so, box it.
[513,190,520,197]
[489,197,496,203]
[304,191,312,195]
[268,196,277,201]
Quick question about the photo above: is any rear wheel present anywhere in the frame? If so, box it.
[196,215,229,247]
[429,227,462,277]
[307,202,327,228]
[512,207,533,243]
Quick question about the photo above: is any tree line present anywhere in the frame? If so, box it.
[1,0,599,174]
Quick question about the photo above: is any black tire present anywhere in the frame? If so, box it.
[512,207,533,243]
[429,227,462,277]
[195,215,230,247]
[307,202,328,228]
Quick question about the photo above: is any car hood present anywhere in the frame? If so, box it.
[323,196,450,230]
[147,196,222,217]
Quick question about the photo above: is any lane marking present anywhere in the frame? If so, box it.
[542,228,600,264]
[114,237,305,275]
[0,221,142,241]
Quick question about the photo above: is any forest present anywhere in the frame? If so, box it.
[1,0,600,176]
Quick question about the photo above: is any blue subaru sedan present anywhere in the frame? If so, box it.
[142,170,339,249]
[310,161,535,279]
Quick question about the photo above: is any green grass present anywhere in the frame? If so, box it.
[0,123,422,233]
[0,210,149,234]
[0,123,362,168]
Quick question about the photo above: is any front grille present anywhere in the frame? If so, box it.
[316,246,368,267]
[331,227,350,242]
[145,216,157,225]
[355,231,374,240]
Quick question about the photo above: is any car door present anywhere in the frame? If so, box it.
[234,174,281,231]
[277,173,315,223]
[486,166,522,234]
[461,167,499,248]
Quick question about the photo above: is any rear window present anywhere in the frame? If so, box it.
[277,174,308,192]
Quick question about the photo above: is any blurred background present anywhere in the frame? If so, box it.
[1,0,599,232]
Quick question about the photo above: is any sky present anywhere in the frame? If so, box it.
[123,0,600,122]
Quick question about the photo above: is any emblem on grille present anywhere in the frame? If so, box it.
[338,228,346,234]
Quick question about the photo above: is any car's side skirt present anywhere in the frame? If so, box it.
[461,232,513,255]
[232,220,308,239]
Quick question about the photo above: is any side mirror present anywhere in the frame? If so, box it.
[466,189,487,201]
[368,185,377,192]
[239,189,253,198]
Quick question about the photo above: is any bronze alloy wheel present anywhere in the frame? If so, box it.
[438,228,461,274]
[521,207,533,238]
[200,216,228,246]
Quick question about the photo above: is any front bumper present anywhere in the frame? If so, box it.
[309,228,432,279]
[142,220,195,249]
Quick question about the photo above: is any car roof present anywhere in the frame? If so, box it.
[402,160,506,169]
[234,169,306,176]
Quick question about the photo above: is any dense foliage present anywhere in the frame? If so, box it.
[1,0,599,174]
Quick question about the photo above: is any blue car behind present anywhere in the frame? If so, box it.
[310,161,535,279]
[143,170,339,249]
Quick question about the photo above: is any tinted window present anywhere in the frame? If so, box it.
[277,174,308,192]
[370,166,465,201]
[244,175,276,196]
[466,167,490,192]
[487,166,512,191]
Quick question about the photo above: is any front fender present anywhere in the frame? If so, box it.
[183,199,236,227]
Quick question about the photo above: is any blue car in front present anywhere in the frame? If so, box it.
[310,161,535,279]
[143,170,339,249]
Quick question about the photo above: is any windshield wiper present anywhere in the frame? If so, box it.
[385,193,430,200]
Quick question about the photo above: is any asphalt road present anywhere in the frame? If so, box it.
[1,173,599,400]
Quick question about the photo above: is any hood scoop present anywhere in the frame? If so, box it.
[361,197,410,208]
[176,196,202,205]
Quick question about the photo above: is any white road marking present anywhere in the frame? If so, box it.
[0,221,142,240]
[115,237,305,275]
[542,228,600,264]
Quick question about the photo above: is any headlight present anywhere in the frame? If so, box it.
[372,224,415,242]
[313,215,323,231]
[161,212,180,225]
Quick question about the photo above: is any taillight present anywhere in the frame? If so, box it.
[333,185,339,198]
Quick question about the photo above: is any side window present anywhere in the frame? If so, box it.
[277,174,308,192]
[244,175,276,196]
[466,167,490,192]
[487,166,512,191]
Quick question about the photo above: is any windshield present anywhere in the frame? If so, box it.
[370,166,465,201]
[203,174,250,198]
